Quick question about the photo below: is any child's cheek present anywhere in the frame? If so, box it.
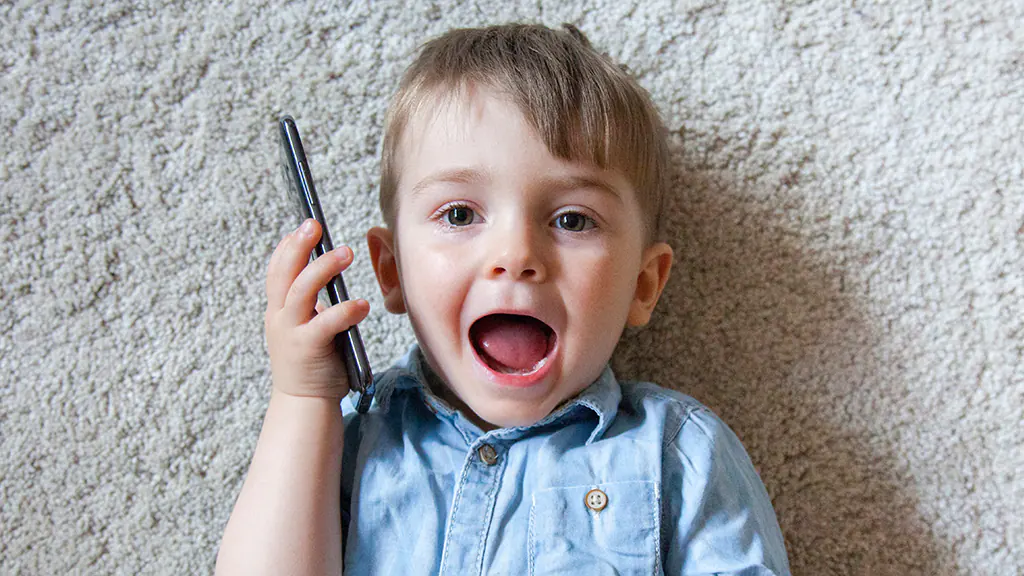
[404,247,464,306]
[566,250,634,319]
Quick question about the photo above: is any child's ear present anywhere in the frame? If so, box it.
[366,226,407,314]
[627,242,674,327]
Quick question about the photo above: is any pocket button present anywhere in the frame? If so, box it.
[585,488,608,511]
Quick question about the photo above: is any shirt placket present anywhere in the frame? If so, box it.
[438,438,507,575]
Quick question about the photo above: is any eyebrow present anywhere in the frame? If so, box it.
[544,174,624,203]
[410,168,624,202]
[410,168,487,197]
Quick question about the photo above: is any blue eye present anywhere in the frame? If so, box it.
[554,212,593,232]
[445,206,475,226]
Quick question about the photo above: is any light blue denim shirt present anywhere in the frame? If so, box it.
[340,346,790,575]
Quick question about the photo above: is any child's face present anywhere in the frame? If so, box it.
[367,85,672,429]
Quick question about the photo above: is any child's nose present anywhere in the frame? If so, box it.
[484,225,547,282]
[490,259,540,281]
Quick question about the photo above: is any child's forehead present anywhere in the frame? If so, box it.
[399,86,619,183]
[402,83,514,144]
[395,84,537,185]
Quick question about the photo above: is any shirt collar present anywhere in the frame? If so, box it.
[365,344,622,444]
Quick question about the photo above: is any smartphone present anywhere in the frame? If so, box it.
[278,116,374,412]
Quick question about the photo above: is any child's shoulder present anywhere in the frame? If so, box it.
[614,379,737,447]
[619,379,704,409]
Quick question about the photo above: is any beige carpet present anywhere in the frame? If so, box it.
[1,1,1021,574]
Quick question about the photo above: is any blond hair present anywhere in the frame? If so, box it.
[379,23,671,243]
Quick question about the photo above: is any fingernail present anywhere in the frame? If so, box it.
[300,219,315,235]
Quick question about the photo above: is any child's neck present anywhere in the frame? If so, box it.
[417,348,499,432]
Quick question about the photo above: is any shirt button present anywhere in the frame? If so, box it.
[477,443,499,466]
[585,488,608,512]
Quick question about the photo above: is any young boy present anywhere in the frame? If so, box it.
[217,23,790,575]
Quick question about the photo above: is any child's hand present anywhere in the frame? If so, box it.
[264,219,370,399]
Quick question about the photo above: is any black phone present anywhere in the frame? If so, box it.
[278,116,374,412]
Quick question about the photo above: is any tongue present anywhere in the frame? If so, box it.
[472,314,550,372]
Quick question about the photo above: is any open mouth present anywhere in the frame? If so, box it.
[469,313,557,375]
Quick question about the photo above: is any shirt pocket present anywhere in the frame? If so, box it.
[528,480,661,576]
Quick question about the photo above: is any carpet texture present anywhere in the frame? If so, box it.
[1,1,1021,574]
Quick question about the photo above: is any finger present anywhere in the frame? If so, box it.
[267,219,321,311]
[283,245,354,324]
[265,231,296,309]
[305,298,370,343]
[315,300,327,315]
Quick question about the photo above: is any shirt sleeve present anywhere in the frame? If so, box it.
[661,406,791,576]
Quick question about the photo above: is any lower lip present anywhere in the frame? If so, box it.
[470,338,557,389]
